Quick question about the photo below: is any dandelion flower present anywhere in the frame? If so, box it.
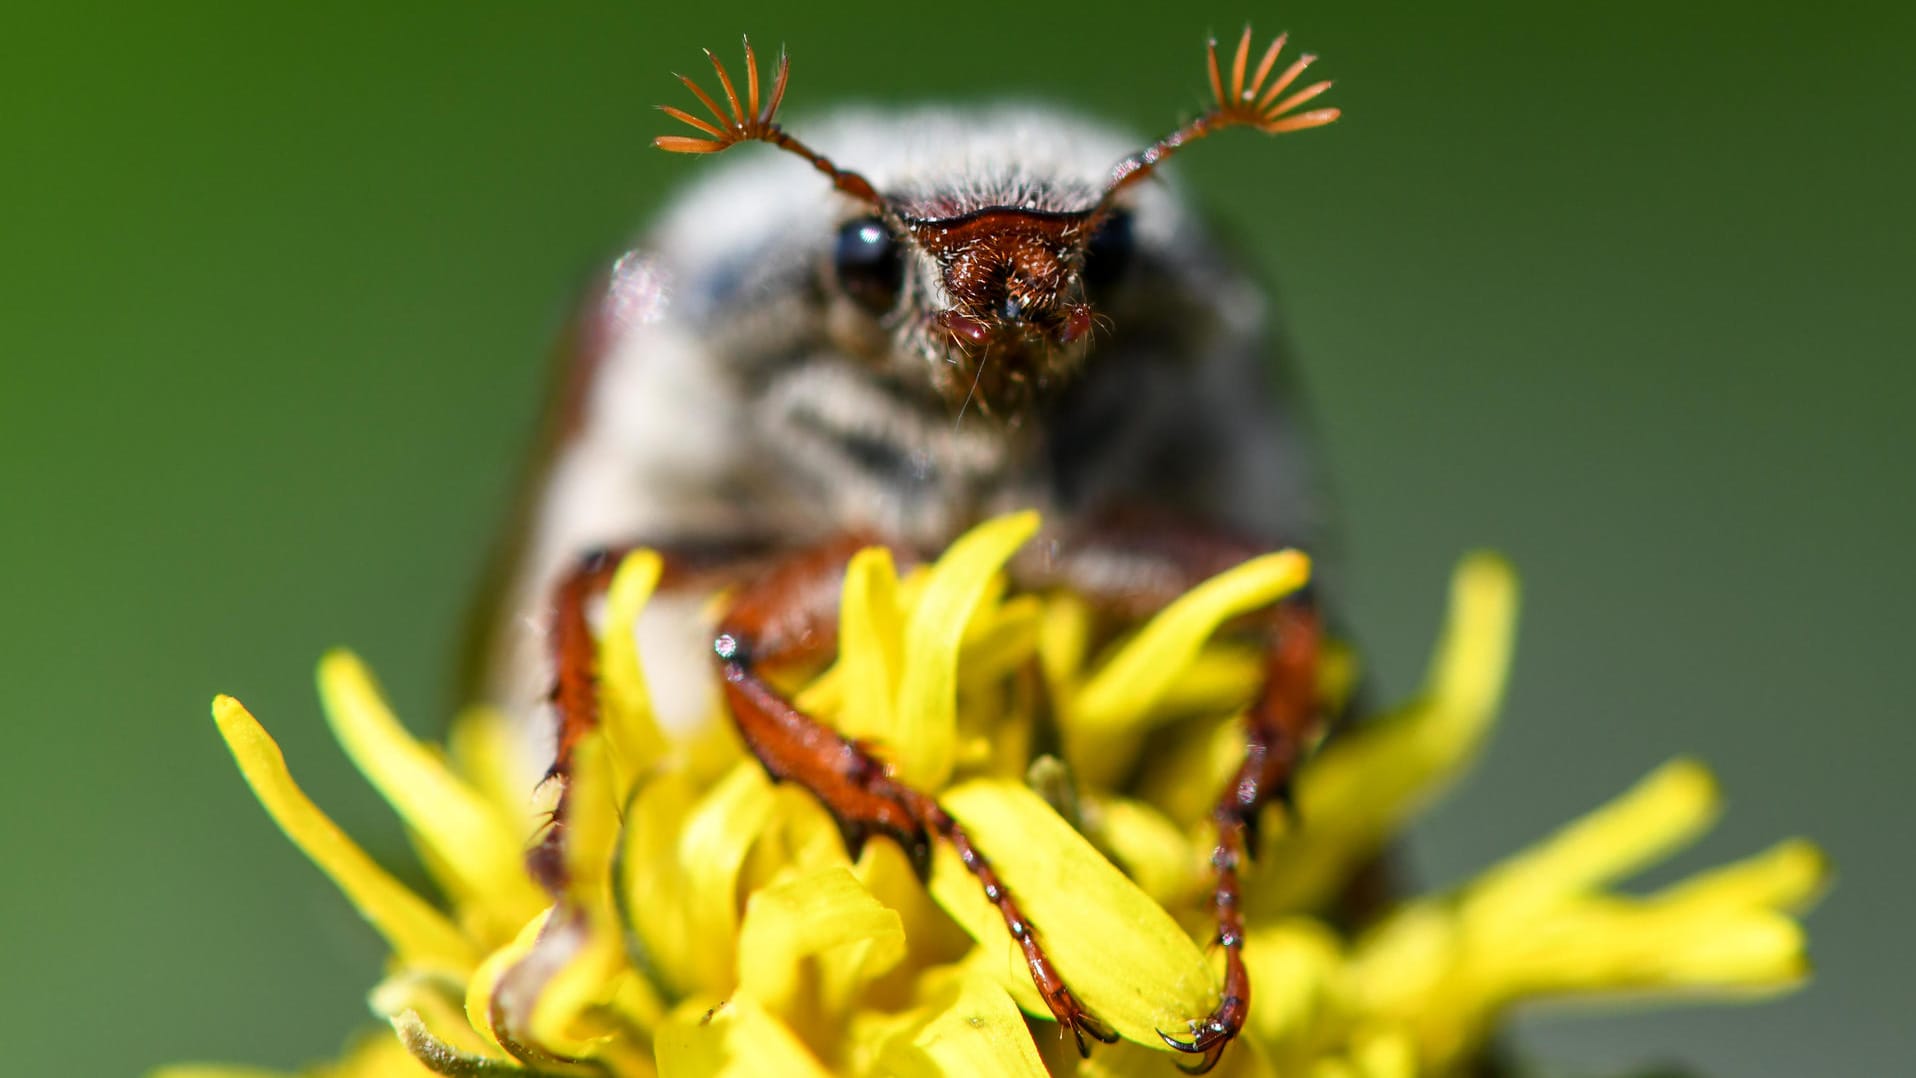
[163,514,1826,1077]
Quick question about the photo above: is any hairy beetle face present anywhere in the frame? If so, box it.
[873,204,1138,421]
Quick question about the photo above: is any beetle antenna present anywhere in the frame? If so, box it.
[1095,26,1339,215]
[655,36,885,209]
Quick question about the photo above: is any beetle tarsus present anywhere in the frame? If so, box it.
[1068,1009,1120,1056]
[1159,1019,1233,1074]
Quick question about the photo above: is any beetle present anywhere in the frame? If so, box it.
[475,28,1338,1072]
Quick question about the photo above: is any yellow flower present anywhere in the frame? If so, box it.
[162,513,1827,1078]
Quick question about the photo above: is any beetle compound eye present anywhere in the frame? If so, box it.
[1081,211,1134,297]
[834,216,905,315]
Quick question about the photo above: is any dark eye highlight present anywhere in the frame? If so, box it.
[1081,211,1134,296]
[833,217,905,315]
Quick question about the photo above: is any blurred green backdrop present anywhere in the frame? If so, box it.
[3,2,1909,1074]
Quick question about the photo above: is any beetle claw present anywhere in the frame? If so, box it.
[1066,1010,1119,1056]
[1159,1019,1233,1074]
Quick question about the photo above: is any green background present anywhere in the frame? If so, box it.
[3,2,1909,1074]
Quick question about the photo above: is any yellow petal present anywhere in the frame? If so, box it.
[1465,759,1719,926]
[736,864,907,1024]
[893,511,1040,786]
[465,909,551,1057]
[955,594,1045,689]
[1635,909,1809,989]
[1345,904,1457,1018]
[526,758,663,1068]
[447,704,543,836]
[389,1009,508,1076]
[1483,900,1810,996]
[1422,552,1519,723]
[1096,796,1202,906]
[529,919,629,1059]
[1134,712,1242,826]
[559,735,623,906]
[678,762,776,987]
[1649,838,1830,915]
[752,783,858,881]
[868,966,1049,1077]
[933,779,1215,1046]
[656,996,835,1078]
[620,774,702,996]
[371,970,510,1063]
[829,546,905,743]
[792,664,845,720]
[621,765,774,995]
[1071,550,1310,733]
[602,549,670,783]
[1349,1029,1418,1078]
[1037,591,1092,707]
[853,840,974,981]
[211,695,474,971]
[1240,921,1343,1048]
[316,652,546,933]
[1150,644,1263,719]
[1255,553,1519,913]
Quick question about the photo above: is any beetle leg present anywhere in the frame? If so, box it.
[715,537,1117,1055]
[900,782,1118,1054]
[1025,514,1325,1074]
[530,538,768,890]
[1158,601,1320,1073]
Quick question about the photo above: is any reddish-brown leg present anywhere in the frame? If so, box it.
[1026,516,1325,1074]
[714,537,1119,1056]
[1159,601,1320,1074]
[530,539,767,890]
